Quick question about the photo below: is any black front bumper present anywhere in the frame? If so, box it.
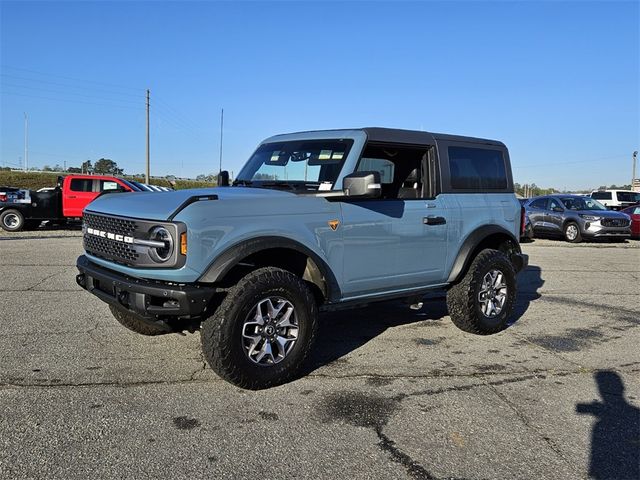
[76,255,215,319]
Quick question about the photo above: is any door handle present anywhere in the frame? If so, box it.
[424,216,446,225]
[67,195,77,199]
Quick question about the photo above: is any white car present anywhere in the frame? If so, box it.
[590,190,640,210]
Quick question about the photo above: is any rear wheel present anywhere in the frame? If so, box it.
[0,209,25,232]
[564,222,582,243]
[201,267,318,389]
[446,249,517,335]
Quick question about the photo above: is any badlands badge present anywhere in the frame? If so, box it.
[328,219,340,231]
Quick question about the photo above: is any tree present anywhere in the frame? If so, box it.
[67,167,82,173]
[196,173,215,182]
[81,160,93,174]
[93,158,123,175]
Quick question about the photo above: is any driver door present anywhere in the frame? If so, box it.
[338,144,449,299]
[546,197,564,234]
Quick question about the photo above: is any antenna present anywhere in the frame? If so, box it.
[219,108,224,173]
[23,112,28,171]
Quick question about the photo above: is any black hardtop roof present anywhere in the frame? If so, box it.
[268,127,505,147]
[361,127,505,147]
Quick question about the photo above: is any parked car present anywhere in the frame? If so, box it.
[127,180,172,192]
[590,190,640,210]
[76,127,528,389]
[0,175,137,232]
[518,198,534,241]
[526,194,631,242]
[620,205,640,238]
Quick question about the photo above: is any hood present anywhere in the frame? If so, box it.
[579,209,629,218]
[85,187,296,220]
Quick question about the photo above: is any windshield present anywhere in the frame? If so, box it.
[235,139,353,191]
[617,191,640,203]
[560,197,607,211]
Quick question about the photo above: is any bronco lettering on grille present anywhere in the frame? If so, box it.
[86,227,134,244]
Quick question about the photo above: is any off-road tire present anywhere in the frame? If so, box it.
[201,267,318,390]
[108,305,174,336]
[564,222,582,243]
[0,209,25,232]
[446,249,517,335]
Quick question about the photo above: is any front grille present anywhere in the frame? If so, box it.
[83,212,141,266]
[84,212,139,237]
[602,218,629,227]
[84,234,139,264]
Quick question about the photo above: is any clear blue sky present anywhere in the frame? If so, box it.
[1,0,638,190]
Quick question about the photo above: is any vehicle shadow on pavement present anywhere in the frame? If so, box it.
[510,264,544,325]
[307,266,544,371]
[308,298,449,370]
[576,371,640,480]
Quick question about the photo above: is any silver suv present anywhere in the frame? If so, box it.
[526,194,631,242]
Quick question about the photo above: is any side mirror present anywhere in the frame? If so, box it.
[217,171,230,187]
[343,171,381,198]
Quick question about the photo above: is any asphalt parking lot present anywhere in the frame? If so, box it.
[0,229,638,480]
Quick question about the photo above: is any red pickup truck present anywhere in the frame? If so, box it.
[0,175,137,232]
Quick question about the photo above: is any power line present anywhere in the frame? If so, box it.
[0,90,142,110]
[0,81,143,105]
[515,154,628,169]
[1,65,143,92]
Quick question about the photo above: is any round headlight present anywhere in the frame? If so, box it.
[148,226,173,262]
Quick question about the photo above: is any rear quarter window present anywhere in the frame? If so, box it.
[529,198,548,209]
[448,146,507,190]
[69,178,93,192]
[591,191,612,200]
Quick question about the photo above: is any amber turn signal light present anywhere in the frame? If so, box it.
[180,232,187,255]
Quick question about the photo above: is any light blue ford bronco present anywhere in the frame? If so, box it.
[76,128,528,389]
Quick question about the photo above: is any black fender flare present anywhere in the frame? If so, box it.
[198,236,341,302]
[447,225,520,284]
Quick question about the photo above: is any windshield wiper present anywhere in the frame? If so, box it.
[257,182,296,191]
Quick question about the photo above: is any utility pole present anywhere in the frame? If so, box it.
[219,108,224,173]
[23,112,28,171]
[632,151,638,190]
[146,89,150,184]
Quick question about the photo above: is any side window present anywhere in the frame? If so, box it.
[355,144,429,199]
[100,180,122,192]
[549,198,562,211]
[69,178,93,192]
[530,198,547,209]
[357,158,395,184]
[448,147,507,190]
[592,191,612,200]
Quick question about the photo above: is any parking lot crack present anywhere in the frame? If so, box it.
[375,426,437,480]
[26,269,65,291]
[189,350,208,381]
[486,382,581,475]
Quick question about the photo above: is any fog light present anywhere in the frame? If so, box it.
[180,232,187,255]
[585,222,590,229]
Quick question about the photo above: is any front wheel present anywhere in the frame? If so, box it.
[0,209,25,232]
[446,249,517,335]
[564,222,582,243]
[201,267,318,389]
